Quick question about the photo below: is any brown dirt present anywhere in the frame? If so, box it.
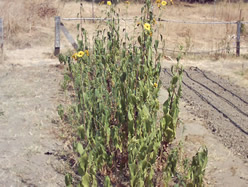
[162,66,248,159]
[159,58,248,186]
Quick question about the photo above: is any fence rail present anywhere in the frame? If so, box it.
[62,17,248,25]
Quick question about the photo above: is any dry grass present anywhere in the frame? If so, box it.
[0,0,59,48]
[58,1,248,56]
[0,0,248,56]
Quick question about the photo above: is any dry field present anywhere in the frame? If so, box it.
[0,0,248,186]
[57,1,248,56]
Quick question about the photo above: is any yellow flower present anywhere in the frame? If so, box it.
[72,53,78,60]
[156,0,161,3]
[161,1,167,6]
[144,23,151,31]
[149,31,153,37]
[85,50,89,56]
[107,1,112,6]
[153,83,158,88]
[77,51,85,58]
[153,18,156,25]
[125,1,130,4]
[157,4,161,8]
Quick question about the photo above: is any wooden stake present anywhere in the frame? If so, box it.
[236,21,241,57]
[92,0,95,23]
[236,9,242,57]
[54,16,61,56]
[0,18,3,62]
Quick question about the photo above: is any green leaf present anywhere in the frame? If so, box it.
[138,36,142,45]
[104,176,111,187]
[128,110,134,121]
[142,105,150,120]
[154,40,159,52]
[81,173,90,187]
[79,152,88,174]
[120,72,126,82]
[77,143,84,156]
[65,173,72,187]
[148,47,152,63]
[172,76,179,85]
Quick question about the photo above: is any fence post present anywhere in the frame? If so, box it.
[92,0,95,23]
[0,18,3,51]
[236,21,241,56]
[54,16,60,56]
[0,18,3,63]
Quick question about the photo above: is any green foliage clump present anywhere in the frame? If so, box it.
[59,0,208,186]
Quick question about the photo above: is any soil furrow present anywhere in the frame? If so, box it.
[194,67,248,105]
[161,68,248,159]
[183,69,248,118]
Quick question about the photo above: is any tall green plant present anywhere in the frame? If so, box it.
[60,0,208,186]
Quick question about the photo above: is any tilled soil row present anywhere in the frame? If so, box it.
[161,67,248,160]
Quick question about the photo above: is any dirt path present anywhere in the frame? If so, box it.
[0,49,64,186]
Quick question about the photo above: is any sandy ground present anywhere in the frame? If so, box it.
[0,48,65,186]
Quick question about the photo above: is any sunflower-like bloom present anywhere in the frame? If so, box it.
[144,23,151,31]
[153,18,156,25]
[125,1,130,4]
[85,50,89,56]
[161,1,167,6]
[107,1,112,6]
[72,53,78,60]
[156,0,161,3]
[77,51,85,58]
[153,83,158,88]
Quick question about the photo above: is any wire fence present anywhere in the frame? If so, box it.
[62,17,248,24]
[55,16,248,56]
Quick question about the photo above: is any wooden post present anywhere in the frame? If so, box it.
[236,9,242,57]
[0,18,3,62]
[92,0,95,23]
[0,18,3,50]
[54,16,60,56]
[80,2,83,40]
[236,21,241,56]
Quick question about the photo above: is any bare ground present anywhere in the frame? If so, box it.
[159,58,248,186]
[0,49,65,186]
